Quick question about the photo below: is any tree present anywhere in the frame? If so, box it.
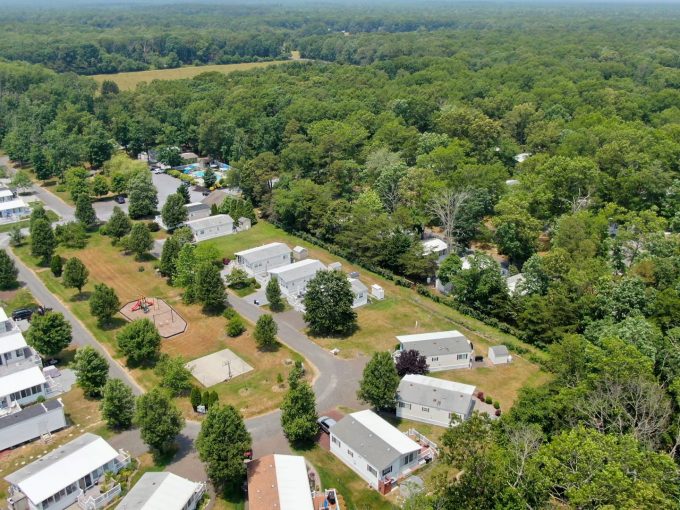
[155,356,193,396]
[55,221,88,248]
[225,267,251,289]
[30,218,56,264]
[159,236,181,277]
[280,378,318,445]
[357,351,400,410]
[196,404,252,490]
[9,225,24,247]
[428,189,471,251]
[227,315,246,337]
[29,204,48,232]
[266,278,284,312]
[89,283,120,325]
[190,387,202,410]
[127,170,158,218]
[104,206,132,241]
[303,270,357,336]
[396,349,429,377]
[177,183,191,204]
[74,346,109,398]
[254,314,277,350]
[50,254,64,277]
[194,262,226,312]
[161,192,187,230]
[65,167,90,202]
[135,388,184,458]
[10,170,32,193]
[158,146,182,167]
[203,167,217,188]
[0,250,19,290]
[75,194,97,229]
[117,318,161,366]
[63,257,89,294]
[126,222,153,260]
[101,379,135,430]
[91,174,109,197]
[26,312,72,357]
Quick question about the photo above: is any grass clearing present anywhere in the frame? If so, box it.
[13,231,310,419]
[91,61,293,91]
[202,221,549,408]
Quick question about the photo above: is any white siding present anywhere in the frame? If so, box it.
[0,405,67,451]
[396,401,462,428]
[191,221,234,242]
[425,352,471,372]
[237,253,290,276]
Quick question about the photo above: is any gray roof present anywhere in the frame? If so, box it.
[200,190,229,207]
[349,278,368,293]
[268,259,325,282]
[6,433,100,485]
[0,399,63,431]
[490,345,509,357]
[235,242,291,264]
[185,214,233,230]
[330,412,419,469]
[116,472,199,510]
[397,331,472,357]
[185,202,210,214]
[397,374,475,416]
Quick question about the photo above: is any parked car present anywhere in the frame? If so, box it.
[115,195,125,204]
[317,416,337,434]
[202,190,210,196]
[152,168,164,174]
[11,308,33,321]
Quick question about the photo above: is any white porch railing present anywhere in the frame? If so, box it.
[407,428,439,458]
[44,376,61,395]
[76,483,122,510]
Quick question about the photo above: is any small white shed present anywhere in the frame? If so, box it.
[371,284,384,300]
[292,246,308,261]
[328,261,342,271]
[488,345,512,365]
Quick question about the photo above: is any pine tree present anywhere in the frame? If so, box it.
[0,250,19,290]
[190,387,202,410]
[50,254,64,277]
[266,278,284,312]
[177,183,191,204]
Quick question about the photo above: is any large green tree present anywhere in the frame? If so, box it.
[104,206,132,241]
[357,351,400,410]
[161,192,187,230]
[135,388,184,458]
[26,311,72,357]
[117,318,161,366]
[193,262,226,312]
[127,170,158,218]
[89,283,120,325]
[62,257,89,294]
[280,378,318,445]
[0,250,19,290]
[30,218,56,264]
[303,270,357,336]
[254,314,278,350]
[75,194,97,229]
[74,346,109,398]
[101,378,135,430]
[125,222,153,259]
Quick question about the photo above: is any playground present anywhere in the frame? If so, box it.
[185,348,254,387]
[119,297,187,338]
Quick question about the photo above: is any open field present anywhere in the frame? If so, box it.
[204,221,549,408]
[91,61,292,91]
[13,232,309,419]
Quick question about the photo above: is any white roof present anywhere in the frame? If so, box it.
[274,455,314,510]
[185,214,234,230]
[235,242,291,262]
[351,410,420,455]
[0,307,8,321]
[349,278,368,293]
[6,433,119,504]
[401,374,475,395]
[421,238,447,255]
[0,366,46,397]
[397,330,464,343]
[0,198,29,212]
[0,189,14,198]
[0,329,28,353]
[116,472,201,510]
[268,259,326,281]
[506,273,525,293]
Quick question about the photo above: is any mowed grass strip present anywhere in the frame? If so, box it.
[12,232,309,418]
[203,221,550,408]
[91,61,292,91]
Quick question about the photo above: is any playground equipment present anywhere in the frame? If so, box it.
[131,296,154,313]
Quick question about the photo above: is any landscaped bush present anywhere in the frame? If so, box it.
[485,396,493,405]
[223,307,237,320]
[477,391,485,401]
[493,401,500,409]
[227,314,246,337]
[147,221,160,232]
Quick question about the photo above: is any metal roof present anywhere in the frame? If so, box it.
[0,398,63,431]
[330,410,420,469]
[235,242,291,263]
[268,259,326,282]
[490,345,509,357]
[185,202,210,213]
[6,433,119,504]
[247,454,314,510]
[397,374,475,416]
[0,329,28,353]
[349,278,368,293]
[0,366,46,397]
[421,238,447,255]
[397,331,471,357]
[116,472,201,510]
[185,214,233,230]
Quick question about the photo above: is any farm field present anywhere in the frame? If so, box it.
[12,233,309,419]
[204,221,549,408]
[91,61,293,91]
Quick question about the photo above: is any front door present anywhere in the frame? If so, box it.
[84,474,92,487]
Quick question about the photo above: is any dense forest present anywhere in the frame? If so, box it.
[2,2,680,508]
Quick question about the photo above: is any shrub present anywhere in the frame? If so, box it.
[223,307,237,320]
[493,401,501,409]
[495,409,502,417]
[50,254,64,277]
[477,391,485,401]
[227,315,246,337]
[147,221,160,232]
[485,396,493,404]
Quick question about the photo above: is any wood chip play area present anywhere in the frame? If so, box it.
[119,297,187,338]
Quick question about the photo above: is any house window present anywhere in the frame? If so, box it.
[382,466,393,477]
[15,349,23,357]
[367,465,377,476]
[422,407,430,412]
[347,449,354,457]
[403,452,416,465]
[457,353,468,360]
[331,436,340,447]
[431,356,438,361]
[398,402,411,410]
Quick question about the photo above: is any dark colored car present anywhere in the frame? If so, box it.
[11,308,33,321]
[202,191,210,196]
[115,195,126,204]
[317,416,337,434]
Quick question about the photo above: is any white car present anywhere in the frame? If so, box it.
[152,168,164,174]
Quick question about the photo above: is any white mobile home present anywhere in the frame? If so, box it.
[329,410,421,491]
[0,188,30,221]
[0,398,67,451]
[421,238,448,262]
[268,259,326,297]
[247,454,314,510]
[116,472,206,510]
[234,242,292,276]
[0,366,49,410]
[488,345,512,365]
[349,278,368,308]
[396,374,476,427]
[185,202,211,221]
[186,214,234,242]
[6,433,130,510]
[396,331,473,371]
